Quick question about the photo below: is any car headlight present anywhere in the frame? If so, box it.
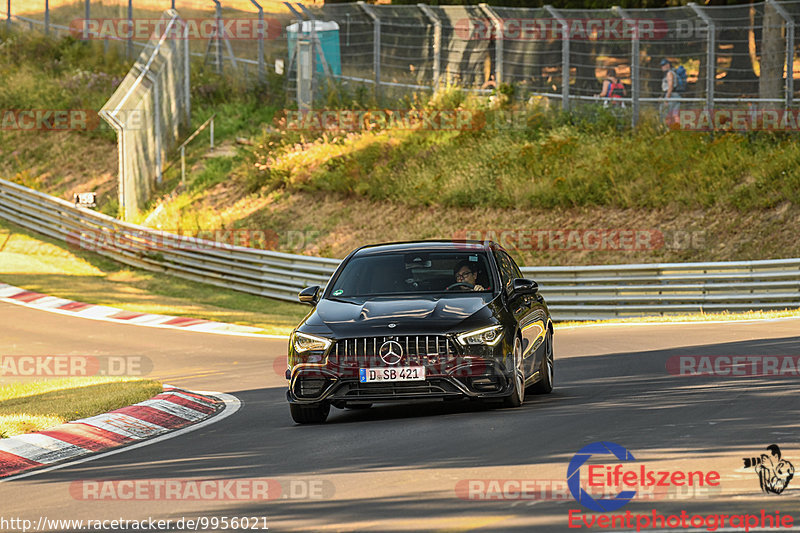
[293,332,333,353]
[457,325,504,346]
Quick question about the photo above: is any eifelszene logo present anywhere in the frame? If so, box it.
[567,441,721,513]
[568,441,637,512]
[743,444,794,494]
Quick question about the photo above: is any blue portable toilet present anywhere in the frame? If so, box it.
[286,20,342,77]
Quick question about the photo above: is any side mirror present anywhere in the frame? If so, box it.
[511,278,538,296]
[298,286,320,305]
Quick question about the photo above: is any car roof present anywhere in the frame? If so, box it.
[352,240,500,256]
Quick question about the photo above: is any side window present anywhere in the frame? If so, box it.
[494,251,516,294]
[505,252,523,279]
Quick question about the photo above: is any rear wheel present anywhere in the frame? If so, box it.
[530,329,554,394]
[290,402,330,424]
[503,337,525,408]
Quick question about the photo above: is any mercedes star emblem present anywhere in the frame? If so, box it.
[379,340,403,365]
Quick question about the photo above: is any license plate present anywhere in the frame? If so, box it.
[359,366,426,383]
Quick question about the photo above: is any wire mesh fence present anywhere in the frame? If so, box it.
[3,0,798,116]
[99,9,190,219]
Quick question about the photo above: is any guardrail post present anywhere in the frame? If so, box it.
[358,1,381,102]
[768,0,794,108]
[479,4,503,87]
[545,5,570,111]
[418,4,441,89]
[689,3,715,111]
[613,6,639,127]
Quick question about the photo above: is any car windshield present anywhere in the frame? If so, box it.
[328,251,493,297]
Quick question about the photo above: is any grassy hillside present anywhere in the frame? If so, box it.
[2,30,799,269]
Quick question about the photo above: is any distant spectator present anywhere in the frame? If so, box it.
[597,68,626,106]
[660,59,680,124]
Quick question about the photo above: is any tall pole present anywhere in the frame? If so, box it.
[479,4,503,87]
[689,3,715,111]
[545,5,570,111]
[614,6,639,127]
[358,1,381,103]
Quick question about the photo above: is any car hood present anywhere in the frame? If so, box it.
[301,295,498,337]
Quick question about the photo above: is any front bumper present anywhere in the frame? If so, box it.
[287,359,514,405]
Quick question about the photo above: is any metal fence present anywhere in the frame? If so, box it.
[99,9,190,220]
[2,177,799,321]
[294,0,800,121]
[3,0,799,117]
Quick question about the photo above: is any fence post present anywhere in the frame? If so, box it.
[127,0,132,59]
[418,4,440,90]
[249,0,266,84]
[83,0,89,40]
[184,20,191,126]
[358,1,381,102]
[545,5,570,111]
[6,0,10,31]
[479,4,503,87]
[296,19,313,111]
[689,3,715,111]
[768,0,794,109]
[613,6,639,127]
[147,71,162,185]
[44,0,48,35]
[214,0,223,73]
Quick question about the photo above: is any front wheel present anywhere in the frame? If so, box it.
[290,402,330,424]
[503,337,525,408]
[529,329,554,394]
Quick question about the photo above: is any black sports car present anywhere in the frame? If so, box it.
[286,240,554,424]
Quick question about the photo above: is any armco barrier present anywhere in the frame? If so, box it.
[1,178,799,321]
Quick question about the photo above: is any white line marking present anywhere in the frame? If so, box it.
[0,392,241,482]
[79,412,167,440]
[0,435,87,464]
[138,399,207,421]
[0,292,288,339]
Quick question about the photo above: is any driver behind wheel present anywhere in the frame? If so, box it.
[453,260,485,291]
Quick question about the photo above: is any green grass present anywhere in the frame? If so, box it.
[236,99,800,212]
[0,218,309,335]
[0,377,163,438]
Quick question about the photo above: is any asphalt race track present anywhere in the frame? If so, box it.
[2,300,800,532]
